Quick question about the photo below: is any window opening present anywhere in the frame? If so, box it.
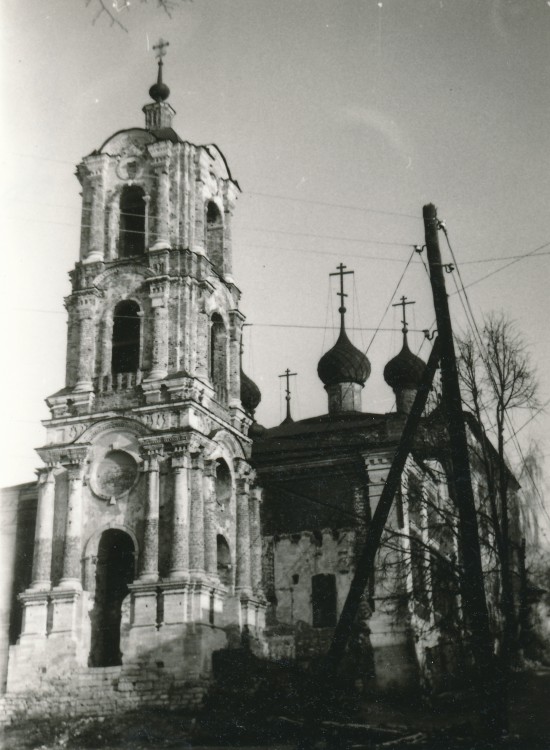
[312,573,337,628]
[215,460,231,511]
[119,185,145,257]
[217,535,232,587]
[112,300,140,375]
[89,529,134,667]
[205,201,224,274]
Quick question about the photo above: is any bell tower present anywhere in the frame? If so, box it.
[8,44,265,701]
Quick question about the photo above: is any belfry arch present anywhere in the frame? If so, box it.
[89,529,135,668]
[119,185,146,257]
[112,300,141,375]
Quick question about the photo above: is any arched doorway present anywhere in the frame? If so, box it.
[89,529,135,667]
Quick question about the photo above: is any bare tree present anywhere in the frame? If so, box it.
[457,313,538,719]
[86,0,191,32]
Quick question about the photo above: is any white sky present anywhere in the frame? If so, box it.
[1,0,549,535]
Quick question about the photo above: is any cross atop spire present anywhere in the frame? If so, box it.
[279,368,297,424]
[330,263,354,332]
[392,295,415,336]
[148,38,171,104]
[153,38,170,60]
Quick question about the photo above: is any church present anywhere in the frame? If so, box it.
[0,46,523,722]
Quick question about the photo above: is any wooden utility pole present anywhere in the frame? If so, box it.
[423,204,496,713]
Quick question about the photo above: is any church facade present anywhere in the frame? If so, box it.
[0,51,526,722]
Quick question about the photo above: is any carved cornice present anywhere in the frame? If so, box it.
[36,444,90,469]
[77,417,150,443]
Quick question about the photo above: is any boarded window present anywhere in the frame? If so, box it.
[119,185,145,257]
[112,300,140,374]
[312,573,337,628]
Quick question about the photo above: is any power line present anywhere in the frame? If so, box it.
[503,399,550,446]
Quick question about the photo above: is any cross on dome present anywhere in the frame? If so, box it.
[392,295,415,336]
[329,263,354,331]
[149,38,171,103]
[279,368,297,424]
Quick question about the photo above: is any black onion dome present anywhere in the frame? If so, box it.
[384,337,425,391]
[149,81,170,102]
[317,329,371,387]
[240,368,261,414]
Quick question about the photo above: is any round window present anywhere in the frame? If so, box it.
[92,450,138,500]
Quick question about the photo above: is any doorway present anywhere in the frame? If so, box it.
[89,529,135,667]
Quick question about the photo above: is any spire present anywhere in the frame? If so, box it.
[331,263,354,334]
[143,38,176,131]
[149,38,170,103]
[279,368,297,424]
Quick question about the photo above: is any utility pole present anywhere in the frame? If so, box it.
[423,204,496,721]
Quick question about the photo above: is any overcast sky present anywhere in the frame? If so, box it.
[1,0,549,534]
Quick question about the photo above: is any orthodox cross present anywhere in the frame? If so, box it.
[329,263,354,330]
[153,38,170,60]
[279,368,297,424]
[392,295,415,335]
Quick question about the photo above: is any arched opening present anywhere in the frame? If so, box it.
[89,529,135,667]
[210,313,228,403]
[217,535,232,587]
[119,185,145,257]
[112,300,141,375]
[205,201,224,274]
[215,459,232,511]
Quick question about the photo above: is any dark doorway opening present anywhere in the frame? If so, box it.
[119,185,145,257]
[89,529,135,667]
[112,300,141,375]
[312,573,337,628]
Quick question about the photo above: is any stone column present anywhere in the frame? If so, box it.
[195,308,210,380]
[156,163,170,245]
[249,484,263,595]
[143,194,151,249]
[146,280,169,381]
[30,468,56,590]
[169,450,190,579]
[189,452,205,574]
[59,458,86,590]
[203,459,217,577]
[139,450,161,582]
[235,462,252,595]
[228,310,245,404]
[74,292,99,392]
[83,154,109,264]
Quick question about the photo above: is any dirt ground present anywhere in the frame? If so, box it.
[2,666,549,749]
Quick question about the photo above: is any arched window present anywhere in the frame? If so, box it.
[215,459,232,511]
[205,201,224,274]
[112,300,140,375]
[119,185,145,257]
[210,313,227,403]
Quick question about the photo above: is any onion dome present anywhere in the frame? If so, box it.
[384,334,425,391]
[149,65,170,102]
[318,329,371,387]
[240,368,261,416]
